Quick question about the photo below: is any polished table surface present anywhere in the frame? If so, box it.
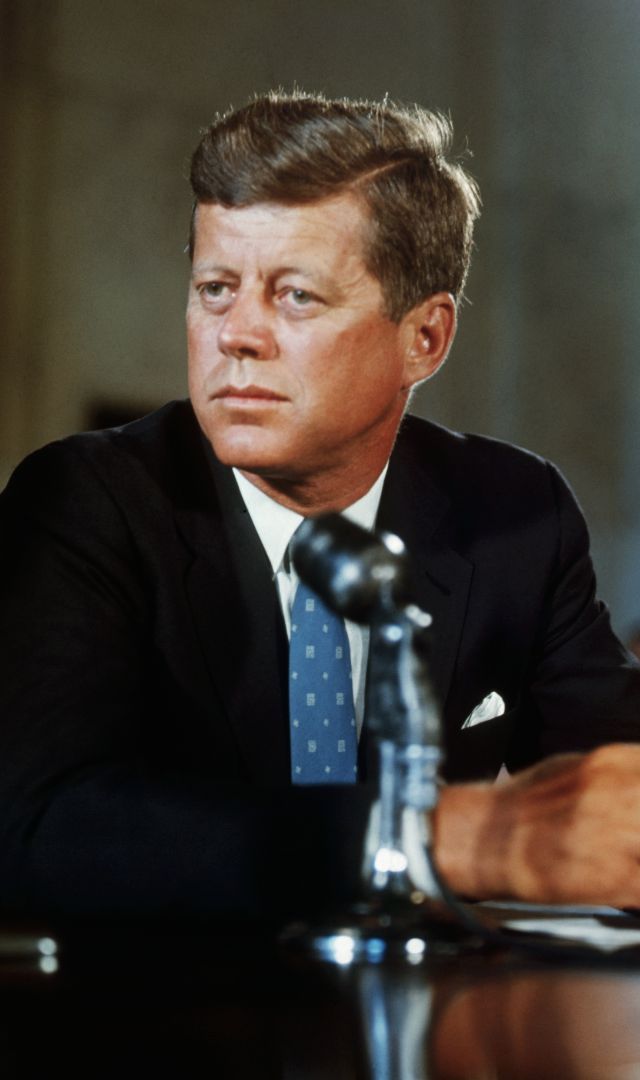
[2,909,640,1078]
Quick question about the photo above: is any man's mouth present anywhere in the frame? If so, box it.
[214,384,288,402]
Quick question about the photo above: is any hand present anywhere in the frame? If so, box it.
[433,744,640,906]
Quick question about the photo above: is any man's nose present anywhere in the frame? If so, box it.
[217,291,276,360]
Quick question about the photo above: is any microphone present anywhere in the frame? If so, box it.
[289,513,411,624]
[288,513,446,936]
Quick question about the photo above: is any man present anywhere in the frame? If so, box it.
[1,91,640,918]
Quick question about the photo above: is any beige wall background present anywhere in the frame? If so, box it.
[2,0,640,634]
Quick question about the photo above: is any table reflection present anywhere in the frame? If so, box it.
[432,966,640,1079]
[277,951,640,1078]
[2,924,640,1078]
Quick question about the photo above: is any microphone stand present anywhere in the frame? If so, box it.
[280,516,483,965]
[359,596,446,923]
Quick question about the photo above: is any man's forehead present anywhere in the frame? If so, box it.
[194,194,368,237]
[192,196,370,270]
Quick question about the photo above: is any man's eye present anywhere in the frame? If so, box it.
[290,288,312,304]
[281,287,322,310]
[200,282,229,300]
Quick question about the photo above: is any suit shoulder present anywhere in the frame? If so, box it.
[393,415,591,596]
[400,413,559,491]
[4,400,198,496]
[397,413,584,533]
[1,400,211,544]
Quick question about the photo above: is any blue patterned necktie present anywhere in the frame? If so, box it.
[288,579,358,784]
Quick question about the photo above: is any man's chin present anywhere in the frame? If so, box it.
[207,437,295,480]
[197,421,318,486]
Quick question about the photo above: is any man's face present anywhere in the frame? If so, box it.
[187,193,421,501]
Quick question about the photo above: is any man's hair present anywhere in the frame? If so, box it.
[189,91,481,322]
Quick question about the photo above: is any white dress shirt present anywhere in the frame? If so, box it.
[232,468,388,737]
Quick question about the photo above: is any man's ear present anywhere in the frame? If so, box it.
[401,292,457,390]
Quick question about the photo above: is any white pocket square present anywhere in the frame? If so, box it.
[461,691,506,729]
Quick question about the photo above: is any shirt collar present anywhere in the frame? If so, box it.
[233,466,389,575]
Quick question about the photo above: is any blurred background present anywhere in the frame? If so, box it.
[2,0,639,636]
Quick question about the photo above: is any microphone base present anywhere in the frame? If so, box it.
[279,895,491,966]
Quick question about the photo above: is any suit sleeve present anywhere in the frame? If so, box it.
[505,461,640,770]
[0,443,372,919]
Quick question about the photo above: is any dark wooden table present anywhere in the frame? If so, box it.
[1,912,640,1078]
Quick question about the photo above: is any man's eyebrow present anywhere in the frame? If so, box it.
[191,262,337,293]
[275,265,336,291]
[190,263,237,277]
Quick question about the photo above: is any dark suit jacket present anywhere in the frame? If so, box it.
[1,400,639,918]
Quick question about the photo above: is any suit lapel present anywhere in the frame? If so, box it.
[174,439,290,787]
[376,420,473,716]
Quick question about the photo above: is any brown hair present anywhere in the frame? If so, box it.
[189,91,480,321]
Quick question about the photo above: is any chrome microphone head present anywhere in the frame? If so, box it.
[290,513,410,623]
